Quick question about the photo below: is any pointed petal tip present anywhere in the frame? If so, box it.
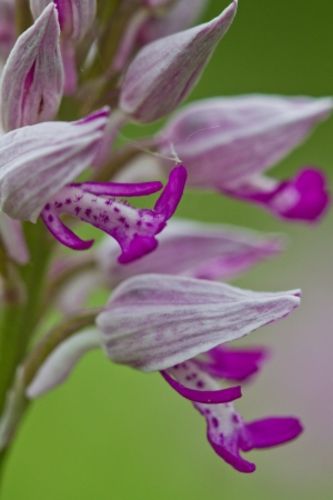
[209,0,238,32]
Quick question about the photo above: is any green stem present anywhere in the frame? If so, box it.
[0,222,52,416]
[0,309,97,492]
[0,448,9,490]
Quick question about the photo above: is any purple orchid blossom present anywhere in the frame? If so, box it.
[158,95,332,222]
[0,98,186,261]
[0,0,328,486]
[26,274,302,472]
[97,275,300,371]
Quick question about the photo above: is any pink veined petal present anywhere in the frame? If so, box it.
[97,274,301,372]
[158,95,333,186]
[61,40,77,95]
[0,3,64,131]
[30,0,97,41]
[120,1,238,122]
[0,107,110,222]
[160,369,241,404]
[96,218,283,287]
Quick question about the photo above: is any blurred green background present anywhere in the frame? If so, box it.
[3,1,333,499]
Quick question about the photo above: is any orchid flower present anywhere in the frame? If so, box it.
[157,95,332,221]
[25,274,302,472]
[0,101,186,261]
[0,0,329,487]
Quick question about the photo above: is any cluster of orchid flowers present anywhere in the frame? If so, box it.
[0,0,331,477]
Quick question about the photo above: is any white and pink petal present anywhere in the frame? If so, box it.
[0,107,109,222]
[97,274,301,371]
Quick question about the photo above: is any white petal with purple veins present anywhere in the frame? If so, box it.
[97,274,301,371]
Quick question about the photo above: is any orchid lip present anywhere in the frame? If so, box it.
[41,166,187,263]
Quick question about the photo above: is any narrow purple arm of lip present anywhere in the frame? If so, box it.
[154,165,187,219]
[41,210,94,251]
[71,180,163,197]
[161,370,242,404]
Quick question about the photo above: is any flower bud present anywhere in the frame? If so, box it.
[0,4,64,131]
[119,0,238,123]
[30,0,96,41]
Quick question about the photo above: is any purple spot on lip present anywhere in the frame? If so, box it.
[85,208,92,217]
[48,215,54,223]
[212,417,219,428]
[45,204,51,210]
[65,198,72,204]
